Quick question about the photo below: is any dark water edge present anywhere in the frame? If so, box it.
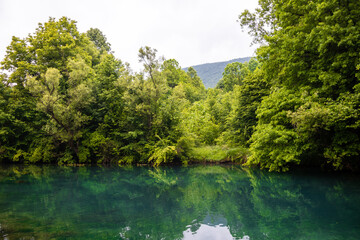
[0,164,360,240]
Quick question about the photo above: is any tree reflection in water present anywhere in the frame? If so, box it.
[0,165,359,239]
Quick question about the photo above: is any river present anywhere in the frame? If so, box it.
[0,165,359,239]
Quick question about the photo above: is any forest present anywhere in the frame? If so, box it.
[1,0,360,171]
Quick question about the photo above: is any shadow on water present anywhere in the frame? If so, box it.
[0,164,359,239]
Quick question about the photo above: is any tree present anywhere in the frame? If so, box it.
[239,0,277,44]
[247,88,303,171]
[26,56,94,163]
[240,0,360,97]
[216,62,249,92]
[161,59,182,88]
[179,100,220,145]
[241,0,360,170]
[224,68,270,145]
[1,17,101,164]
[86,28,111,53]
[138,46,161,90]
[186,67,203,88]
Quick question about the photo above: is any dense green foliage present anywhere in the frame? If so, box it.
[0,17,210,165]
[240,0,360,171]
[1,0,360,172]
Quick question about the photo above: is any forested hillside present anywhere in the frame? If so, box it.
[1,0,360,171]
[183,57,251,88]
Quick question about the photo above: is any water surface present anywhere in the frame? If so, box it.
[0,165,359,239]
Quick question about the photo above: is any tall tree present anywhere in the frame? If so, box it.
[1,17,101,164]
[138,46,161,90]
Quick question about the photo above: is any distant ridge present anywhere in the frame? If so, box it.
[184,57,251,88]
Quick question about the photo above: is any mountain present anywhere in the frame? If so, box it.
[183,57,251,89]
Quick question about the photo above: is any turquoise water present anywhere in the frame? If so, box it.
[0,165,359,240]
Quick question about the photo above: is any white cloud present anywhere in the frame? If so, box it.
[0,0,259,72]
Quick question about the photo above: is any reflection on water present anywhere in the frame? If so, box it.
[183,223,238,240]
[183,214,250,240]
[0,165,360,239]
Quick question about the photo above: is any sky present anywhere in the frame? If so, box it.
[0,0,259,72]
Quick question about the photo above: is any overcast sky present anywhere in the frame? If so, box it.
[0,0,258,72]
